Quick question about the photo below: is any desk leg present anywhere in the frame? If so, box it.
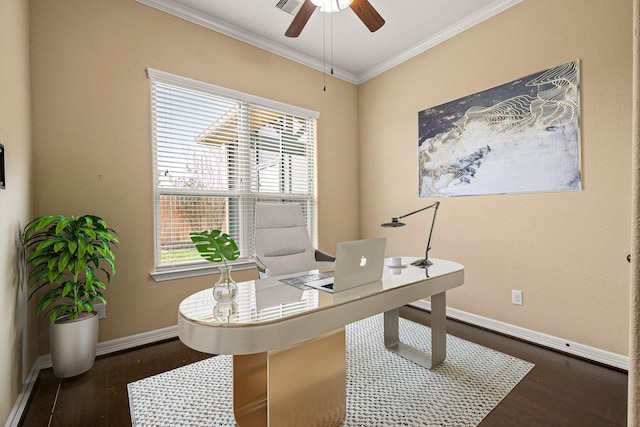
[384,292,447,369]
[233,353,268,427]
[233,328,346,427]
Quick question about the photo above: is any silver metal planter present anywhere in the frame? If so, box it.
[50,312,98,378]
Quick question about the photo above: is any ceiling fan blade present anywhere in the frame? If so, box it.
[350,0,385,32]
[285,0,317,38]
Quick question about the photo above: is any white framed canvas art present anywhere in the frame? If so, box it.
[418,60,581,197]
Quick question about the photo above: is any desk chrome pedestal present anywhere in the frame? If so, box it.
[179,258,464,427]
[234,328,346,427]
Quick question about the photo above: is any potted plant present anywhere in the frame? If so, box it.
[190,230,240,303]
[22,214,118,378]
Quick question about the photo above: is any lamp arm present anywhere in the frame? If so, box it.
[383,201,440,271]
[397,201,440,220]
[424,202,440,258]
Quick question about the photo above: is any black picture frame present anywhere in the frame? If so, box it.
[0,144,4,189]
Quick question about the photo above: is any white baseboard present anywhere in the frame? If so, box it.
[409,300,629,371]
[6,306,627,427]
[35,325,179,370]
[4,363,39,427]
[6,325,180,427]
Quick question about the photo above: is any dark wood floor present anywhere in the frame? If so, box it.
[19,306,628,426]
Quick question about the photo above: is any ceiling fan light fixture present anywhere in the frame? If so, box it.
[310,0,353,13]
[285,0,382,38]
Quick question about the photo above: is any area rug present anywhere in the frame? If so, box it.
[128,314,534,426]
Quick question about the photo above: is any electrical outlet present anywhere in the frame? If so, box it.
[511,290,523,306]
[95,303,106,319]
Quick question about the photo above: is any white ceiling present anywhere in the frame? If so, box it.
[136,0,522,84]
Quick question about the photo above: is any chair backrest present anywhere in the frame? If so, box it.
[254,203,319,277]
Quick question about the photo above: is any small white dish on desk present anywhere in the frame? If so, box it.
[385,263,408,269]
[385,256,407,269]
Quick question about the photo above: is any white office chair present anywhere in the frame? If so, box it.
[254,203,335,278]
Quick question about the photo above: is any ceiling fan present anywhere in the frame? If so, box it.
[285,0,385,38]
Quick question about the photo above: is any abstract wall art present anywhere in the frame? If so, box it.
[418,60,581,197]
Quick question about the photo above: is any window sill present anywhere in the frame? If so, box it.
[150,260,257,282]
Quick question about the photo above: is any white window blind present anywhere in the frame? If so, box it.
[148,69,319,272]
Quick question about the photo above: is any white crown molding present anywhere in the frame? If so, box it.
[137,0,522,86]
[356,0,524,84]
[135,0,359,84]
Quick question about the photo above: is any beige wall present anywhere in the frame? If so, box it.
[0,0,632,420]
[25,0,634,359]
[360,0,633,355]
[0,0,34,423]
[28,0,360,350]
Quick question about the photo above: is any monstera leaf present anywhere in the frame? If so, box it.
[189,230,240,266]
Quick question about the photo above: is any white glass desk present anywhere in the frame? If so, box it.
[179,258,464,427]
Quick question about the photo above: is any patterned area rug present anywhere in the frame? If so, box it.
[128,314,533,426]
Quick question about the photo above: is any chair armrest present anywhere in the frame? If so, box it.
[315,250,335,262]
[255,256,269,277]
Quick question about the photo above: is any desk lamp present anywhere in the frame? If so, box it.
[381,201,440,268]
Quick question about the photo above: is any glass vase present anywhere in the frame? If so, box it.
[213,264,238,303]
[213,301,239,323]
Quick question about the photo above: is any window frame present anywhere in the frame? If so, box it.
[147,69,320,281]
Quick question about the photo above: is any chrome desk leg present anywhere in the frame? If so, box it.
[383,292,447,369]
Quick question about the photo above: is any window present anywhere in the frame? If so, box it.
[148,69,319,279]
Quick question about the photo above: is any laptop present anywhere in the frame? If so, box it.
[279,237,386,293]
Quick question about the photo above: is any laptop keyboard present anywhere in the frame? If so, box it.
[279,272,335,291]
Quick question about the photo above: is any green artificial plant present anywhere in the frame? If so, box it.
[189,230,240,268]
[22,214,119,324]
